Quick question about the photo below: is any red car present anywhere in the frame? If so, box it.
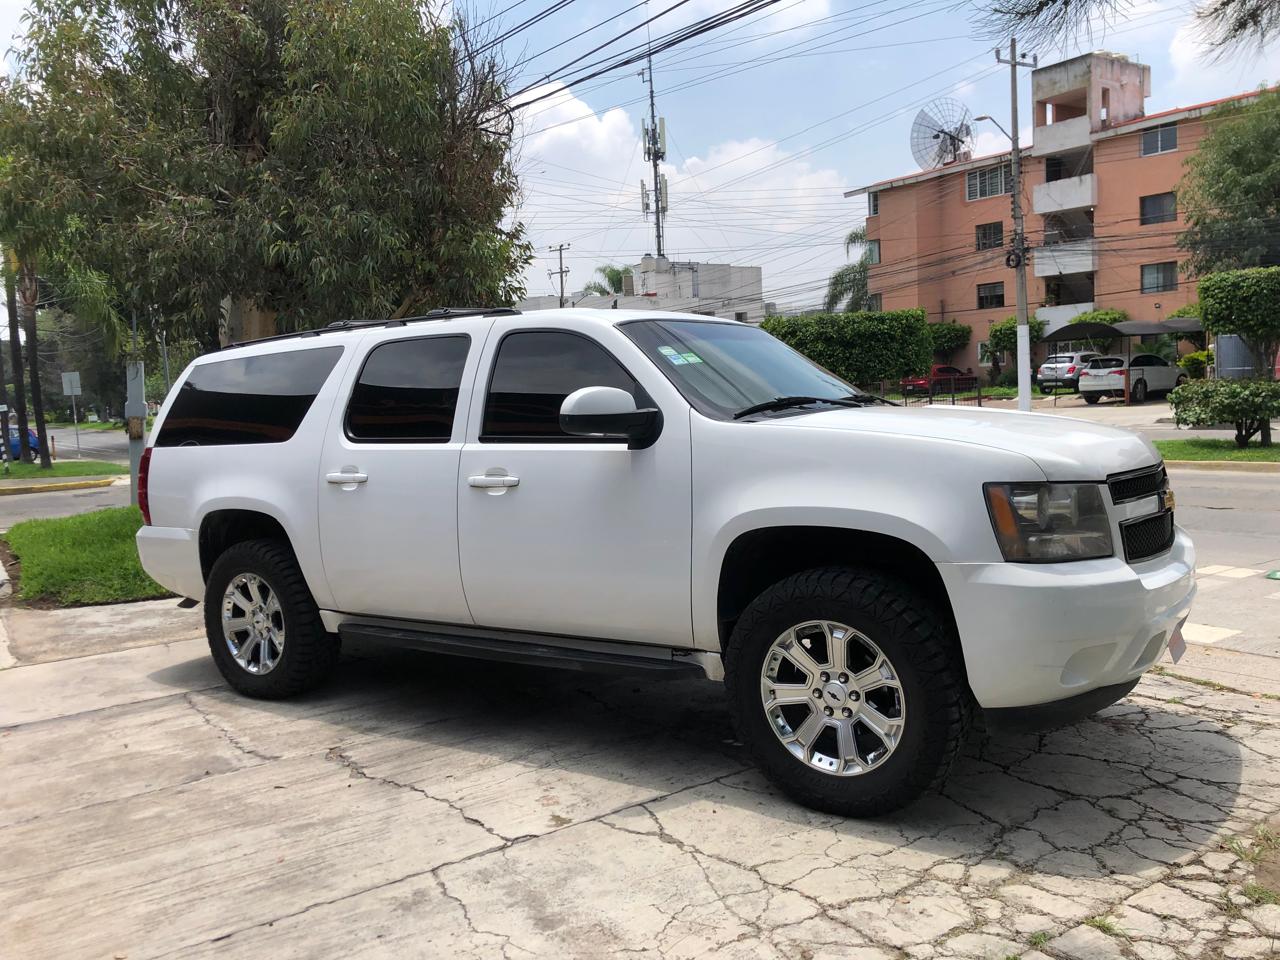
[900,364,979,397]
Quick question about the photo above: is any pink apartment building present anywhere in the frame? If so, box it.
[845,51,1260,372]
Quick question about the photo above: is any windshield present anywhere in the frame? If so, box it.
[1091,358,1124,369]
[621,319,858,420]
[1046,355,1073,364]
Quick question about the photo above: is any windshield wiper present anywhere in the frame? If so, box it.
[837,393,898,406]
[732,395,865,420]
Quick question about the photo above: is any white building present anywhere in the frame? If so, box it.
[520,255,768,323]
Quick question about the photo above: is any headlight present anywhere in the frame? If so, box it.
[984,482,1113,562]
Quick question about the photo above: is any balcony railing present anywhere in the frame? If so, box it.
[1033,173,1097,215]
[1033,239,1097,277]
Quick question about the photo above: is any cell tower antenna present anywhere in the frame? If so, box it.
[640,52,667,258]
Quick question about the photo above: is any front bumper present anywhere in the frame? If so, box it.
[136,525,204,600]
[937,527,1195,710]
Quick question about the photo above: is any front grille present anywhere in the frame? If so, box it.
[1108,465,1166,504]
[1121,510,1175,563]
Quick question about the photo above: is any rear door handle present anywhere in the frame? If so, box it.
[468,475,519,488]
[326,471,368,484]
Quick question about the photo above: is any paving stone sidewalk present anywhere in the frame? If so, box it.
[2,638,1279,960]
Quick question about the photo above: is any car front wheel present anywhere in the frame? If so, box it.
[725,567,970,817]
[204,538,339,699]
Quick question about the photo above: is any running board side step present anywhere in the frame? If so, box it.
[338,620,719,679]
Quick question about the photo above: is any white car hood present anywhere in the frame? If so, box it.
[775,404,1159,480]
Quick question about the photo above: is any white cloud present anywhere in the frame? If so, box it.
[1166,14,1280,103]
[514,82,850,310]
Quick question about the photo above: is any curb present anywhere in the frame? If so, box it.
[0,477,120,497]
[1164,460,1280,473]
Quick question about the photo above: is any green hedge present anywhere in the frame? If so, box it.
[1199,268,1280,380]
[762,309,931,384]
[1169,378,1280,447]
[1177,349,1214,380]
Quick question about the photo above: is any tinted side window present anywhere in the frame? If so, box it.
[156,346,343,447]
[482,331,646,440]
[346,336,469,442]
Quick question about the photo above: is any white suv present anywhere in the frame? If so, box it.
[137,308,1195,816]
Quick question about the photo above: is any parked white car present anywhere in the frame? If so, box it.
[1037,351,1101,393]
[136,308,1195,816]
[1079,353,1188,404]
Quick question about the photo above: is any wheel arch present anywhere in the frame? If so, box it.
[199,508,295,583]
[715,525,960,655]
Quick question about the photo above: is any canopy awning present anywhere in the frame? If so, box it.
[1040,316,1203,343]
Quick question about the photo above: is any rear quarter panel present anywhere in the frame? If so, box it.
[144,339,363,610]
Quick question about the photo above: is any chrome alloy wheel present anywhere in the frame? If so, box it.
[760,621,906,776]
[221,573,285,675]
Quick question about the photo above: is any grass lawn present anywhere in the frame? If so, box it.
[1,459,128,480]
[45,420,123,432]
[1154,438,1280,462]
[3,506,170,605]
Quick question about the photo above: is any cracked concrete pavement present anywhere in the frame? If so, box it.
[3,633,1280,960]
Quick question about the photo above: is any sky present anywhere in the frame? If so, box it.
[2,0,1279,313]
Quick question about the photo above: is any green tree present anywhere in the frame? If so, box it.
[928,322,971,359]
[582,264,632,297]
[986,315,1046,380]
[824,227,873,313]
[1199,267,1280,380]
[1069,308,1127,352]
[1179,89,1280,276]
[0,0,530,347]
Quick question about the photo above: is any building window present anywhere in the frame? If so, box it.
[733,311,748,322]
[977,341,993,365]
[975,222,1004,250]
[866,239,880,264]
[865,293,882,311]
[1141,261,1178,294]
[977,282,1005,310]
[966,163,1012,201]
[868,191,879,216]
[1140,192,1177,225]
[1140,123,1178,156]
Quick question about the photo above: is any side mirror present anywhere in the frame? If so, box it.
[559,386,663,450]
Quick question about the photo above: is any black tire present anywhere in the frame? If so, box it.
[1131,378,1148,404]
[1083,393,1100,404]
[204,538,339,699]
[1041,384,1054,395]
[725,567,971,817]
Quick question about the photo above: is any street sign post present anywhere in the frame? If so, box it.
[61,371,82,459]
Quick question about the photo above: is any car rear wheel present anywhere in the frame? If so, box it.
[1131,378,1148,403]
[1083,393,1100,404]
[725,567,970,817]
[204,538,339,698]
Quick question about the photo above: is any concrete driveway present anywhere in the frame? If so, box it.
[3,631,1279,960]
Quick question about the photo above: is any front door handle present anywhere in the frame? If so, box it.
[468,474,519,488]
[326,471,369,484]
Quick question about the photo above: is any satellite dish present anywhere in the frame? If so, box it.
[910,98,975,170]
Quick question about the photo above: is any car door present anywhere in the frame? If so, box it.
[1144,354,1177,391]
[317,328,485,623]
[456,319,693,647]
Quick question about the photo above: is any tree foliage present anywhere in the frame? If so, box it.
[987,315,1047,359]
[1199,266,1280,379]
[1170,378,1280,446]
[978,0,1280,55]
[1068,308,1127,351]
[0,0,531,347]
[582,264,632,297]
[1179,90,1280,276]
[761,309,931,385]
[1177,349,1215,379]
[928,322,971,358]
[824,227,872,313]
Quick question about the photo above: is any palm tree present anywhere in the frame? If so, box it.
[824,227,872,312]
[581,264,632,297]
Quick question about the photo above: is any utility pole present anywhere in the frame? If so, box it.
[640,53,667,257]
[996,37,1037,413]
[126,310,145,505]
[548,243,570,308]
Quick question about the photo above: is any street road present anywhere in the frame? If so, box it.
[45,425,131,464]
[0,483,130,532]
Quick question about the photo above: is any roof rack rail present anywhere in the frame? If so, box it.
[222,307,522,350]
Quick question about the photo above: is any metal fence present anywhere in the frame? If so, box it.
[861,378,988,407]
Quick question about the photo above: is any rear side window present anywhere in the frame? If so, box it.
[156,346,343,447]
[346,336,470,442]
[482,331,647,441]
